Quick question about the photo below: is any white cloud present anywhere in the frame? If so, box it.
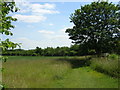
[32,9,59,15]
[16,1,59,14]
[38,30,55,34]
[12,36,71,49]
[12,37,43,49]
[13,1,59,23]
[42,3,56,9]
[13,14,46,23]
[11,26,73,49]
[31,3,55,10]
[49,23,54,26]
[30,3,59,15]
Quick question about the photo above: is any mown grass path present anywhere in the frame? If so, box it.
[3,56,118,88]
[55,67,118,88]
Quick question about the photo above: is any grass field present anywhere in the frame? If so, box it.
[2,56,118,88]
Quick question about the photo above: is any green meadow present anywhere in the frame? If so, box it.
[2,56,118,88]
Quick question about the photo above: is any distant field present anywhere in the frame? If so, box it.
[3,56,118,88]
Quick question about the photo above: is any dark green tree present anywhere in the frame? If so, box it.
[43,47,55,56]
[59,47,69,56]
[35,47,42,56]
[66,1,120,55]
[70,44,79,56]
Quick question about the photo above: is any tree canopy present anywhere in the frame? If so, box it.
[0,0,18,35]
[0,0,19,62]
[66,1,120,54]
[0,0,19,52]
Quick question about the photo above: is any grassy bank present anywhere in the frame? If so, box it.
[90,54,120,78]
[2,56,118,88]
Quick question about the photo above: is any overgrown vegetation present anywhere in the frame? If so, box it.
[90,54,119,78]
[3,56,118,88]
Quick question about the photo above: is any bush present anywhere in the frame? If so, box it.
[90,57,120,78]
[108,54,119,60]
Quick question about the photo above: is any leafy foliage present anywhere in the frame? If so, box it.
[0,0,19,58]
[0,0,19,88]
[1,39,20,51]
[66,1,120,54]
[0,0,19,35]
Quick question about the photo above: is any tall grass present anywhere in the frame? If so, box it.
[2,56,118,88]
[90,54,120,78]
[3,57,71,88]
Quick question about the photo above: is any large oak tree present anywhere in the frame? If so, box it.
[66,1,120,55]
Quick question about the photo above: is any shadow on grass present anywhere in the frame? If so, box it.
[56,57,92,68]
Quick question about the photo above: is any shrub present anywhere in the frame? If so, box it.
[108,54,119,60]
[90,57,119,78]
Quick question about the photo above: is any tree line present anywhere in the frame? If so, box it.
[2,44,120,56]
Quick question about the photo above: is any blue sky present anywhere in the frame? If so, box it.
[3,0,119,49]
